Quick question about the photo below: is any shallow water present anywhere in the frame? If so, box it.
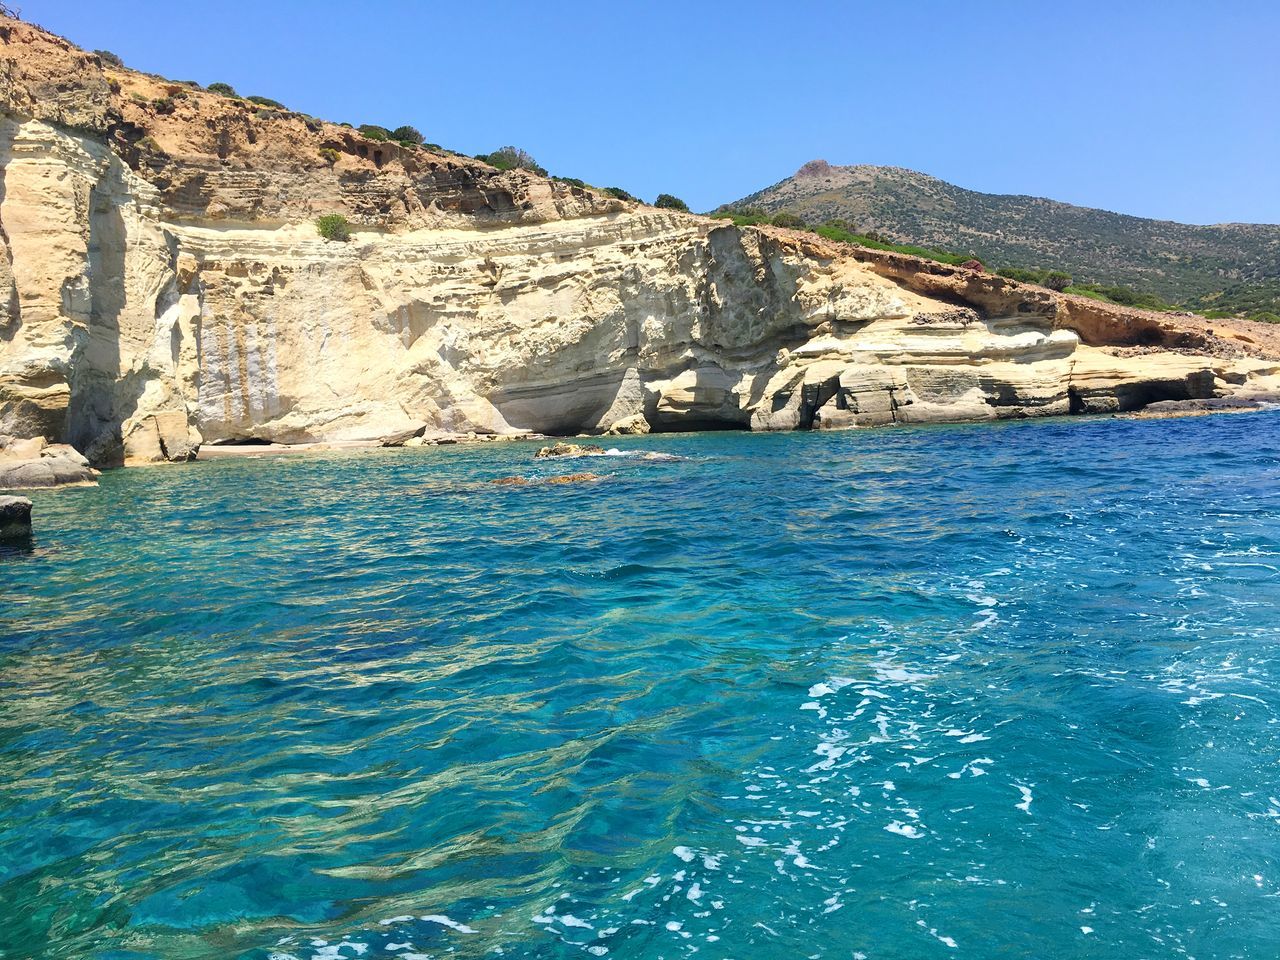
[3,413,1280,960]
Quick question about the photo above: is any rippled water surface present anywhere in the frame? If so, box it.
[4,414,1280,959]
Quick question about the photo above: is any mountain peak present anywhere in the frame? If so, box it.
[724,164,1280,312]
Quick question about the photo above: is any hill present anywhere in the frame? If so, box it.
[722,161,1280,319]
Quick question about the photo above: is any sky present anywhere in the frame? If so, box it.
[23,0,1280,224]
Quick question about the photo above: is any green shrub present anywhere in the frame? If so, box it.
[998,267,1048,284]
[94,49,123,67]
[315,214,351,242]
[319,147,341,166]
[359,125,390,141]
[136,135,161,154]
[207,82,237,97]
[1064,283,1173,312]
[152,97,176,114]
[552,175,587,188]
[476,146,547,176]
[1249,311,1280,324]
[769,212,807,230]
[1044,270,1073,292]
[710,209,772,227]
[247,95,285,109]
[604,186,637,202]
[391,125,424,145]
[814,222,974,267]
[654,193,690,212]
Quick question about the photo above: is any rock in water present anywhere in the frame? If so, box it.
[534,443,606,459]
[605,414,651,436]
[544,472,601,485]
[0,436,100,489]
[0,496,32,540]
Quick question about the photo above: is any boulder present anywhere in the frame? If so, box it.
[605,413,651,436]
[123,412,202,463]
[0,452,99,489]
[0,496,33,540]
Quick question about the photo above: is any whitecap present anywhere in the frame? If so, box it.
[885,821,924,838]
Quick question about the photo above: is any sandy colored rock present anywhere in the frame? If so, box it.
[605,413,651,435]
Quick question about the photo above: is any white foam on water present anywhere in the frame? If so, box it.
[673,845,695,862]
[378,916,415,926]
[1015,784,1034,814]
[885,821,924,839]
[808,677,856,698]
[558,915,593,929]
[419,915,476,934]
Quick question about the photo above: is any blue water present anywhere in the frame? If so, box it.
[3,413,1280,960]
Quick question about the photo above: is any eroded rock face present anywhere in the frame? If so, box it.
[1,14,1278,468]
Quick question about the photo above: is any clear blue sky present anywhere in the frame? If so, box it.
[26,0,1280,224]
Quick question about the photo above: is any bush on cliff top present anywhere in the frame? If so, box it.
[1064,283,1174,312]
[315,214,351,242]
[207,82,237,97]
[476,146,547,177]
[359,125,390,141]
[654,193,690,212]
[391,125,424,145]
[94,49,124,67]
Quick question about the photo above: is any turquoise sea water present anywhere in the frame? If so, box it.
[3,413,1280,959]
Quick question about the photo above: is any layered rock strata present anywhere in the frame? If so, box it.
[2,15,1278,474]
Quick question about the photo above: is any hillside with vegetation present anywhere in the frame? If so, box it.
[721,162,1280,321]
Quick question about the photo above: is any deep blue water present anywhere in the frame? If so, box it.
[3,413,1280,960]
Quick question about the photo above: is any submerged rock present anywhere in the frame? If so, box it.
[0,495,32,540]
[489,472,601,487]
[545,472,602,485]
[534,442,605,459]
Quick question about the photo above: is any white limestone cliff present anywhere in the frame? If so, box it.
[1,16,1278,473]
